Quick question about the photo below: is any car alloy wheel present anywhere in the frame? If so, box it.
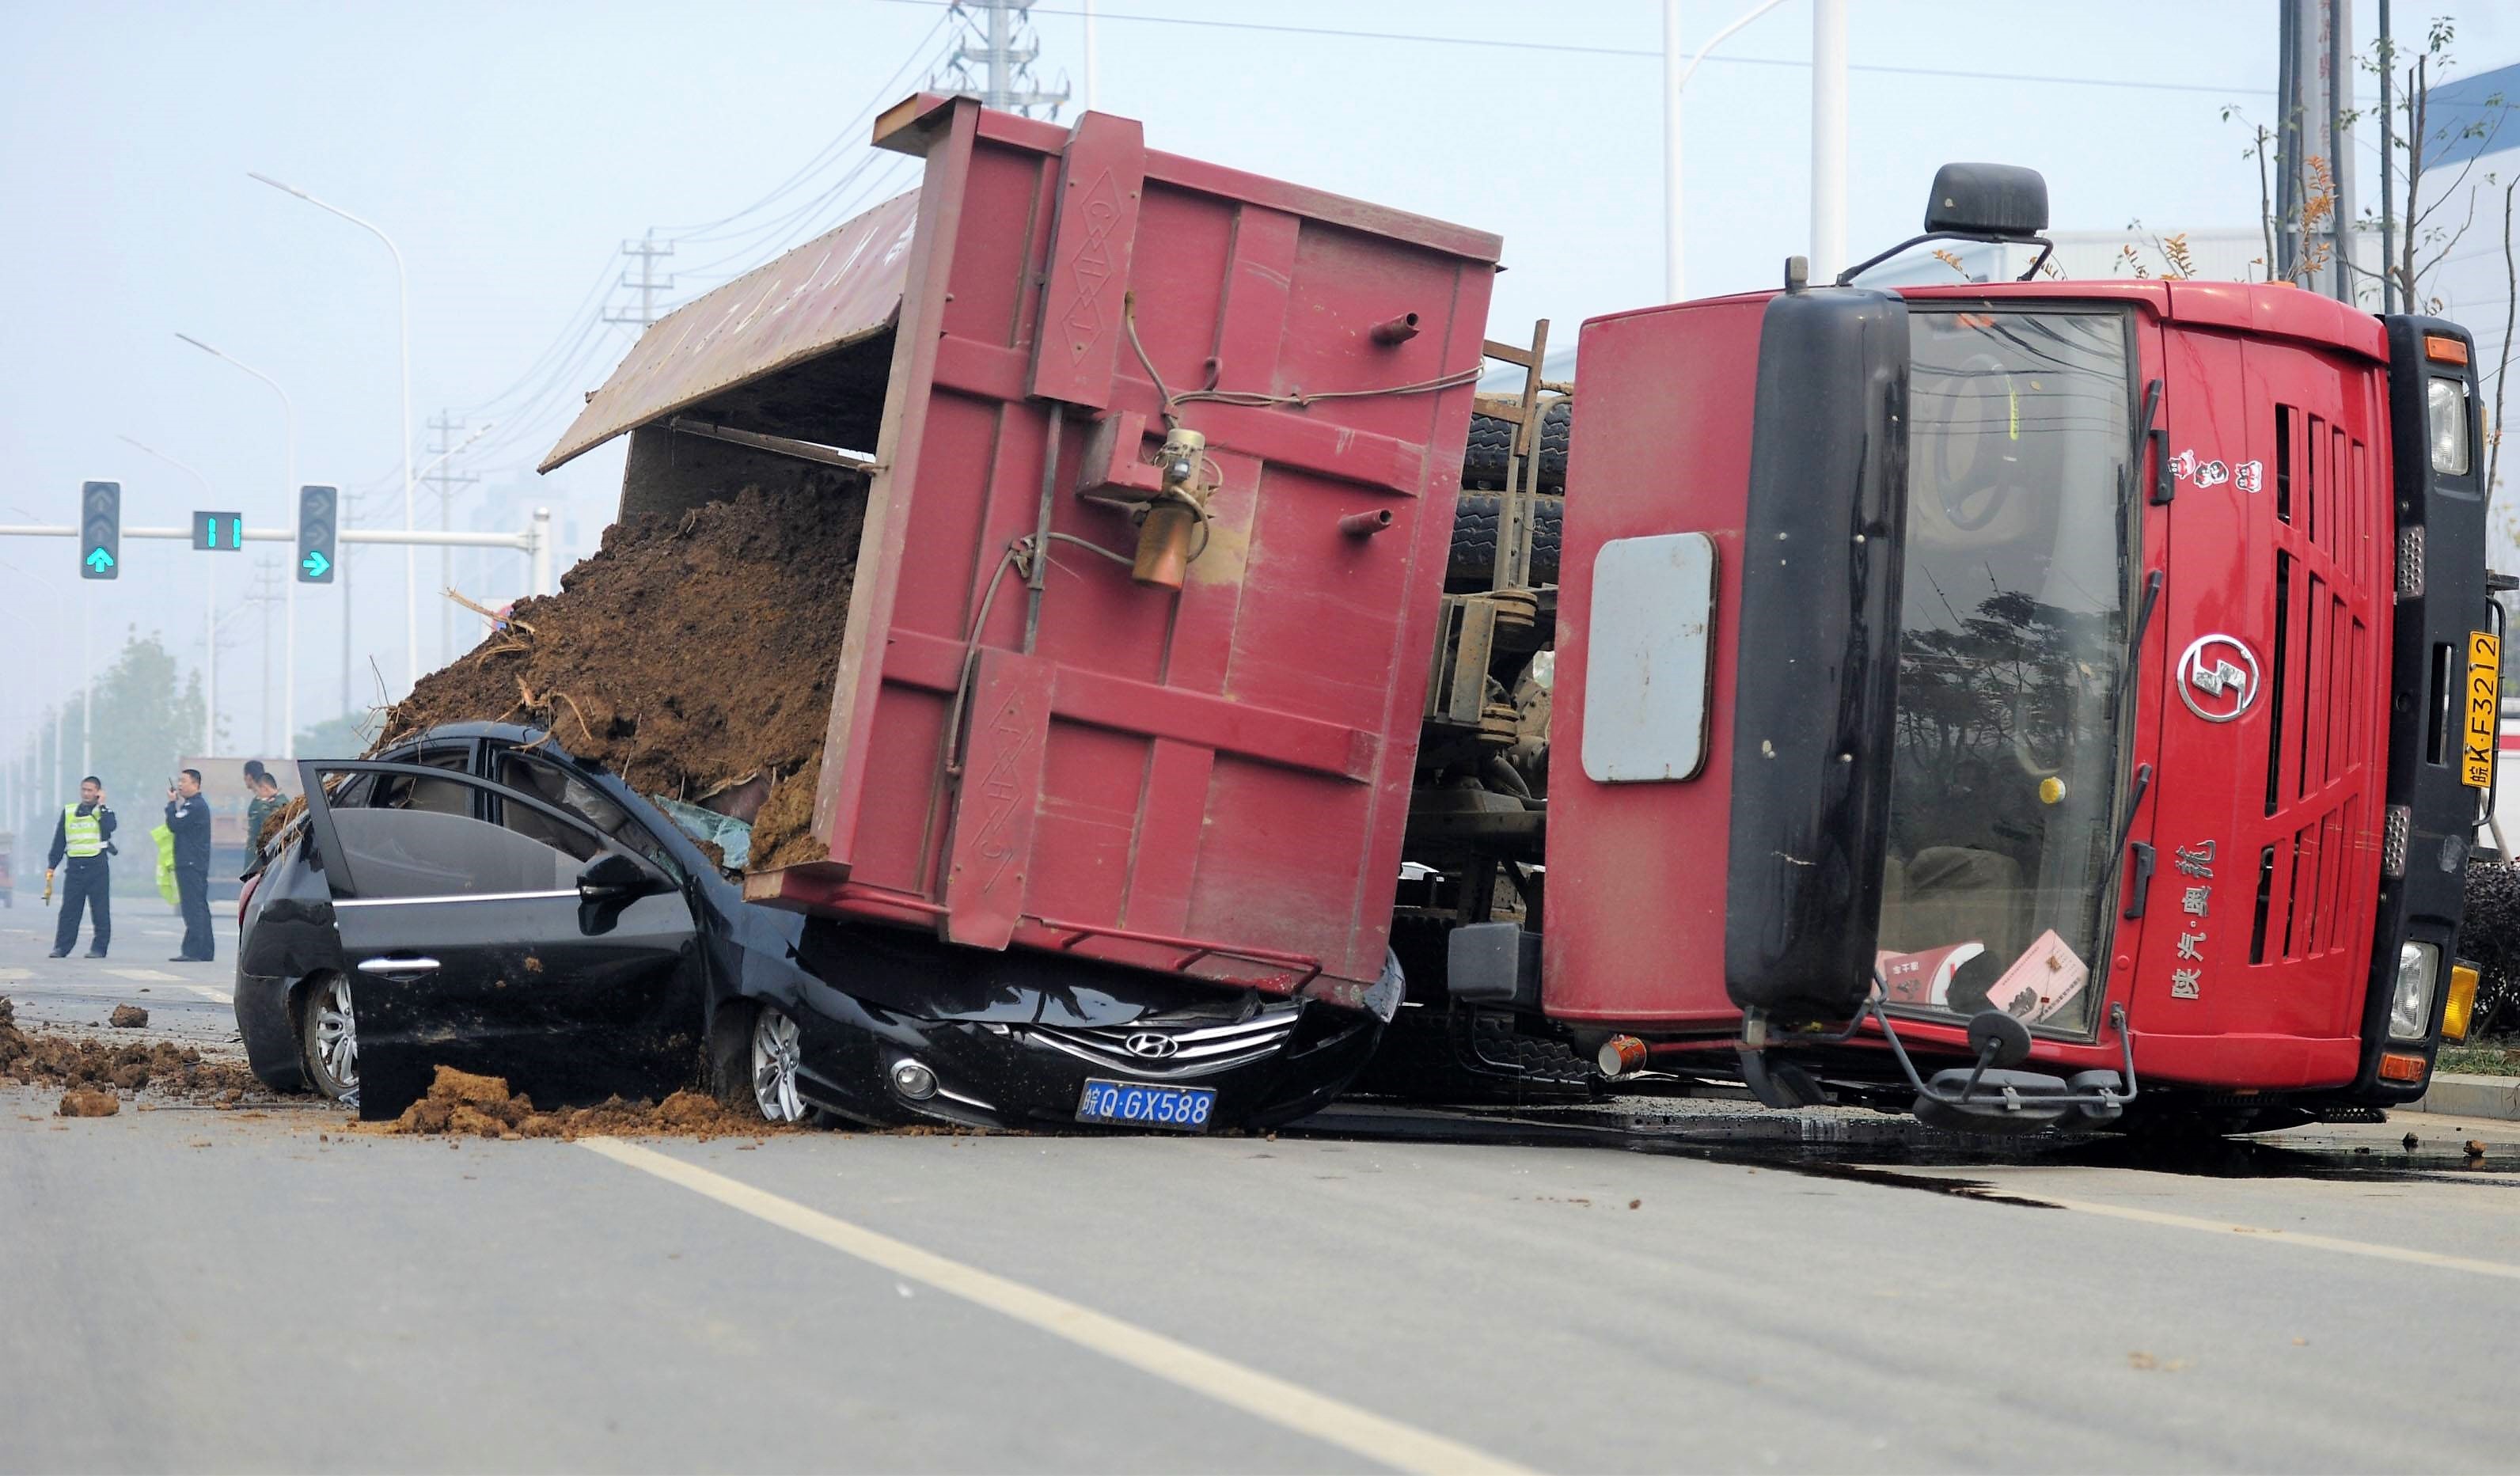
[750,1007,808,1124]
[305,975,359,1100]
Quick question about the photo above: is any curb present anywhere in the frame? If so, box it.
[2411,1072,2520,1121]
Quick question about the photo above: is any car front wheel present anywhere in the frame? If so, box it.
[299,974,359,1103]
[749,1006,810,1124]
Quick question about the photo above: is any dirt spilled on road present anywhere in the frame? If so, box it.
[366,1065,792,1142]
[373,478,866,871]
[0,996,268,1108]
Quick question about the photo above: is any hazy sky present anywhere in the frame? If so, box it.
[5,0,2513,771]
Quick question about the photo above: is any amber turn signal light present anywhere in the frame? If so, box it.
[2442,963,2480,1045]
[2424,333,2470,365]
[2378,1051,2430,1083]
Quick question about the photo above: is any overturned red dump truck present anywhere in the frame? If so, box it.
[1439,166,2495,1132]
[548,98,2488,1135]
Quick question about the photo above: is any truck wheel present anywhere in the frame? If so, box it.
[1448,493,1562,586]
[1459,404,1572,493]
[298,974,358,1102]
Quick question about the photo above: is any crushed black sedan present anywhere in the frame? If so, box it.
[234,724,1390,1129]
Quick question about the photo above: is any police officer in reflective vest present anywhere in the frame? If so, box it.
[47,776,116,958]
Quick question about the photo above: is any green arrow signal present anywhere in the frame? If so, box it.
[301,549,330,579]
[85,548,113,572]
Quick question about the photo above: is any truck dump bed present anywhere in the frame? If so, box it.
[545,96,1499,1010]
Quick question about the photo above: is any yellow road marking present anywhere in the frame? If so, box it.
[581,1137,1530,1475]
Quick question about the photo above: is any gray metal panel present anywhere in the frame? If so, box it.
[1580,532,1717,784]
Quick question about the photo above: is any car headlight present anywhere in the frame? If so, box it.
[2428,377,2471,476]
[2389,940,2439,1041]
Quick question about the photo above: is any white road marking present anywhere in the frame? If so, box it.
[104,969,180,982]
[182,985,233,1004]
[581,1138,1529,1475]
[0,968,31,981]
[1948,1181,2520,1281]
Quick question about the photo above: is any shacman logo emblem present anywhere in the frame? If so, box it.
[1122,1032,1180,1060]
[2176,633,2261,723]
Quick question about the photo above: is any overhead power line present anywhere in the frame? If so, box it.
[871,0,2277,99]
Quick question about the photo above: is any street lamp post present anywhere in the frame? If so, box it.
[1662,0,1790,302]
[248,172,416,699]
[176,332,298,757]
[117,435,222,754]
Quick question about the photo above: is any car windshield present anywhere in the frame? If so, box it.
[1874,306,2135,1038]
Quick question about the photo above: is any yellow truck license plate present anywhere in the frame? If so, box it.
[2464,630,2499,790]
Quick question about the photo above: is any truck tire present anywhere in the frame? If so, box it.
[1448,493,1562,586]
[1460,402,1572,493]
[2461,859,2520,1038]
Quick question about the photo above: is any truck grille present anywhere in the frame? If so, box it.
[1021,1004,1303,1081]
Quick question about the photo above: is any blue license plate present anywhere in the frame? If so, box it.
[1076,1078,1216,1131]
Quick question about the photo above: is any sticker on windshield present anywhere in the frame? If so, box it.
[1982,931,2089,1024]
[1876,940,1987,1007]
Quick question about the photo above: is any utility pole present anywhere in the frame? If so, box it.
[938,0,1069,116]
[341,484,364,718]
[425,411,480,669]
[2275,0,2355,302]
[605,231,677,328]
[250,556,282,753]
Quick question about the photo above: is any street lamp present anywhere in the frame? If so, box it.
[176,332,300,757]
[1662,0,1789,302]
[247,171,416,698]
[116,434,222,755]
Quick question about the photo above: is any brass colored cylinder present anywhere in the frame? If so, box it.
[1133,504,1197,590]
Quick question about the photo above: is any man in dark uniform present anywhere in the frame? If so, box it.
[47,776,116,958]
[166,768,214,962]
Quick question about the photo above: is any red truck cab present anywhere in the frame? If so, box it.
[1543,166,2490,1129]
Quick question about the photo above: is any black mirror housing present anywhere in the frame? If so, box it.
[578,851,652,900]
[1922,163,2048,237]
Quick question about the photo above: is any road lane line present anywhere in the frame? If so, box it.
[580,1137,1529,1475]
[1960,1184,2520,1280]
[181,985,233,1004]
[0,968,30,981]
[104,969,179,982]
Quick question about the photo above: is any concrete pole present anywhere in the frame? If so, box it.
[1810,0,1850,284]
[533,508,554,596]
[80,586,90,778]
[1663,0,1683,302]
[1083,0,1097,109]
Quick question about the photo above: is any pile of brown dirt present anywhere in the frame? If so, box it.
[373,478,866,871]
[378,1064,788,1142]
[108,1004,148,1029]
[58,1088,118,1117]
[0,996,267,1102]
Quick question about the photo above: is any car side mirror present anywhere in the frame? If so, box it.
[576,852,660,935]
[577,851,655,902]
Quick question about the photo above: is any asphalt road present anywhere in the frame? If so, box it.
[3,888,2518,1474]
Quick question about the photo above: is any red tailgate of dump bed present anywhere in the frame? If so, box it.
[746,96,1499,1009]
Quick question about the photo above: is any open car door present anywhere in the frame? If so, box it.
[295,761,704,1120]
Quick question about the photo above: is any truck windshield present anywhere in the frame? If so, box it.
[1875,307,2135,1038]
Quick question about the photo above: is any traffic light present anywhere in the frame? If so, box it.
[192,511,245,552]
[79,481,119,579]
[296,484,337,583]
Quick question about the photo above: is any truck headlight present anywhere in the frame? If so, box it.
[2389,940,2439,1041]
[2428,378,2471,476]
